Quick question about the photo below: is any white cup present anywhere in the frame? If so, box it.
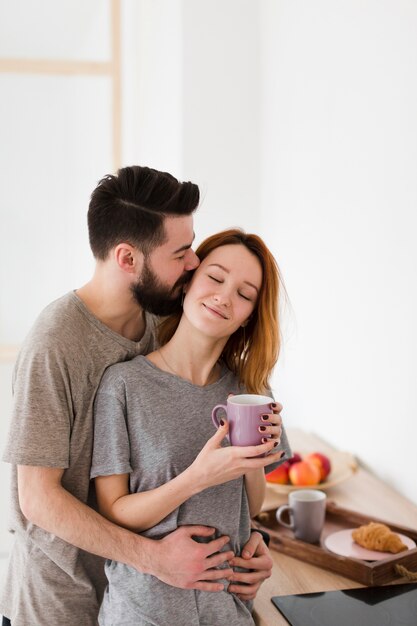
[276,489,326,543]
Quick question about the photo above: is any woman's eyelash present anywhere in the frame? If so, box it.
[208,275,252,300]
[207,273,253,302]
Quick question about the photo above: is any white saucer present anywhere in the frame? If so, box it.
[324,528,416,561]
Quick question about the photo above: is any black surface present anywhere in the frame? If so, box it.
[271,582,417,626]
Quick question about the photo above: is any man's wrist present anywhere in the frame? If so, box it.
[250,527,270,547]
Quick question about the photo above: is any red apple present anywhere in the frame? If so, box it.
[288,460,321,486]
[287,452,302,466]
[266,461,290,484]
[304,452,332,482]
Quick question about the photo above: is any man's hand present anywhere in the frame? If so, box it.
[154,525,234,591]
[227,531,273,600]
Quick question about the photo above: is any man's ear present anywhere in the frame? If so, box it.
[114,243,142,275]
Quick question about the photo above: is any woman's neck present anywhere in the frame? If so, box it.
[150,318,227,386]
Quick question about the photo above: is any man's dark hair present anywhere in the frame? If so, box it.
[88,165,200,259]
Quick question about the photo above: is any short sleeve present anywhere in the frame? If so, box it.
[3,344,72,467]
[90,373,132,479]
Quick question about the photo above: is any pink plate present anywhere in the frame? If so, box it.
[323,528,416,561]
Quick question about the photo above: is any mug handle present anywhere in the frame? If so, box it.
[276,505,295,530]
[211,405,230,442]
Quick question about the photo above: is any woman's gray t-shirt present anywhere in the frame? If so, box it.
[91,355,289,626]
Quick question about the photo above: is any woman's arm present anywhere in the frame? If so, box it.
[244,468,266,517]
[95,468,201,532]
[95,423,282,532]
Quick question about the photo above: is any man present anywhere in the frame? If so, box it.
[1,166,276,625]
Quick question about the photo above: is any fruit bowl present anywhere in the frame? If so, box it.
[266,449,358,494]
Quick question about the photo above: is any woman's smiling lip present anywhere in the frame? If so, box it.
[202,303,229,319]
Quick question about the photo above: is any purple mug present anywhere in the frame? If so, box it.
[211,394,273,446]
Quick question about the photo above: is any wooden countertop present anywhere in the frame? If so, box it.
[253,428,417,626]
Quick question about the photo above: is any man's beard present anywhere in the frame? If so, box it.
[131,259,189,316]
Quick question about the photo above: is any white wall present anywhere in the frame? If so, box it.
[260,0,417,503]
[0,0,112,343]
[122,0,184,176]
[122,0,260,242]
[181,0,260,241]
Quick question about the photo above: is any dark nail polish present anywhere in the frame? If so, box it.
[261,414,269,421]
[280,450,286,457]
[274,441,279,447]
[259,425,266,432]
[262,437,268,444]
[220,419,224,426]
[271,403,277,408]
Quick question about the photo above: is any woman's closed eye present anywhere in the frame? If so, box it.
[208,274,254,301]
[208,275,223,283]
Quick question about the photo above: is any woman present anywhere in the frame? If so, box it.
[91,229,291,626]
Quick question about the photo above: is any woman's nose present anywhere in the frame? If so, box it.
[213,290,231,306]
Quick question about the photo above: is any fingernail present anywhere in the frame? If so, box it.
[271,403,277,408]
[262,437,268,444]
[220,419,225,426]
[280,450,286,457]
[259,425,266,432]
[274,441,279,447]
[242,550,251,557]
[261,415,269,421]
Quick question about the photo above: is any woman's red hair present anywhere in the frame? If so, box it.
[158,229,284,393]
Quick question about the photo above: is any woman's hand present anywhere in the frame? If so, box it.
[188,422,284,493]
[226,393,283,446]
[258,401,283,445]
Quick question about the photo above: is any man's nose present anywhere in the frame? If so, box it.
[184,249,200,270]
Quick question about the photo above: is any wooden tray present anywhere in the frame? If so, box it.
[253,501,417,586]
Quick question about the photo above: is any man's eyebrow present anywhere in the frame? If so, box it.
[207,263,259,292]
[173,232,195,254]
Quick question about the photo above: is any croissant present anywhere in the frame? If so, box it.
[352,522,407,554]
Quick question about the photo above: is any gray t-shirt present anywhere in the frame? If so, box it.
[90,355,291,626]
[1,292,157,626]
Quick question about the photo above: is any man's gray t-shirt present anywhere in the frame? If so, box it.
[1,292,157,626]
[90,355,291,626]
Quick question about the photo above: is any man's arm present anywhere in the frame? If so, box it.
[17,465,234,591]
